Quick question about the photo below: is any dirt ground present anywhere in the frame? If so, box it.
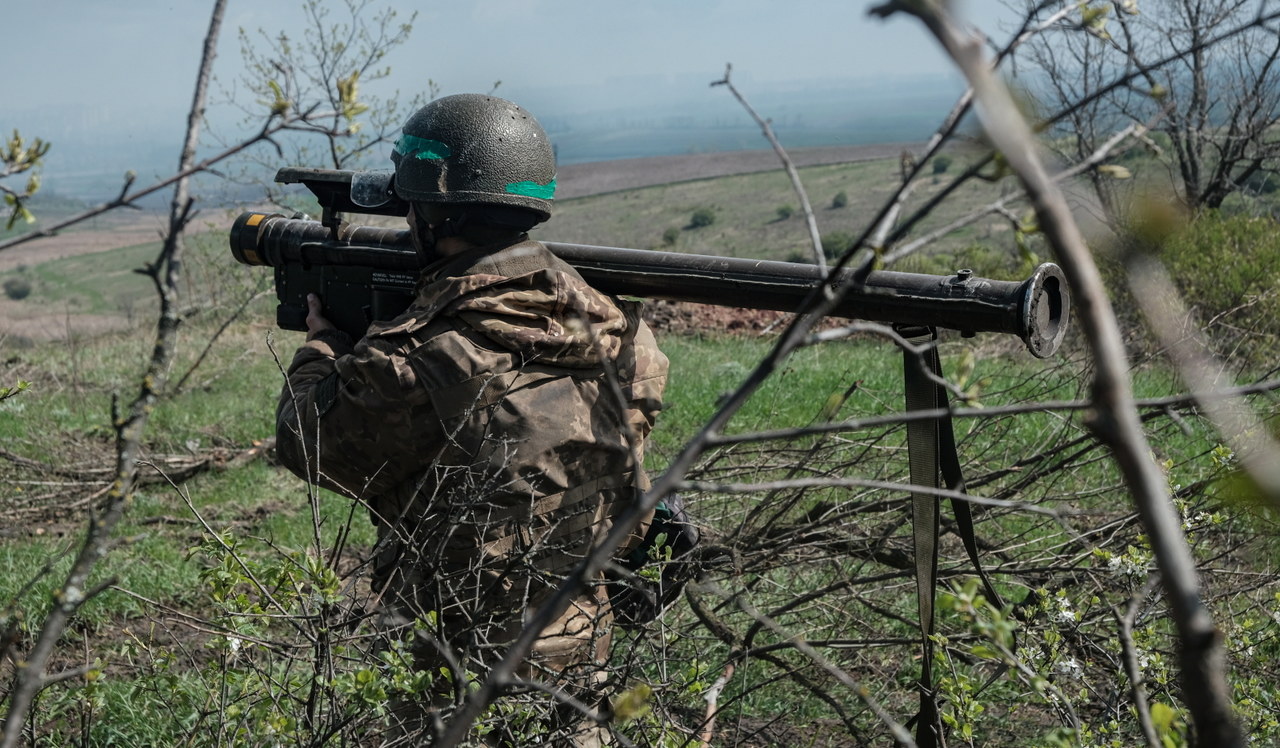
[0,145,904,343]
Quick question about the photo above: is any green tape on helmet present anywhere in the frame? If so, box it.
[505,178,557,199]
[395,133,452,160]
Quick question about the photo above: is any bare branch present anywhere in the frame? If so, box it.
[0,3,229,743]
[869,0,1246,742]
[1127,253,1280,508]
[712,64,827,271]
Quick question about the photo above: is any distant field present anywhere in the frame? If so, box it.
[544,154,1018,269]
[554,143,920,199]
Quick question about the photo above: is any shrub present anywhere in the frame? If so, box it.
[662,226,681,246]
[931,154,953,176]
[820,231,857,261]
[831,190,849,209]
[775,205,794,221]
[1154,211,1280,368]
[688,208,716,229]
[3,277,32,300]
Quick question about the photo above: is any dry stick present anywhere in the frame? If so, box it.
[711,64,827,271]
[1128,255,1280,508]
[160,467,312,634]
[699,661,735,748]
[1117,578,1162,748]
[680,477,1063,517]
[0,2,228,745]
[708,378,1280,448]
[873,0,1076,252]
[0,108,342,255]
[868,1,1244,743]
[883,122,1144,264]
[0,123,274,253]
[716,583,916,744]
[684,588,869,741]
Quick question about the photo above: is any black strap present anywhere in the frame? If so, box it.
[901,328,1008,748]
[902,328,944,748]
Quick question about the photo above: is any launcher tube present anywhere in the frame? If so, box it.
[231,212,1069,357]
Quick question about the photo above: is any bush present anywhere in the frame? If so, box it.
[688,208,716,229]
[1154,211,1280,368]
[820,231,857,261]
[776,205,794,221]
[831,190,849,209]
[931,154,953,176]
[3,277,32,300]
[662,226,680,246]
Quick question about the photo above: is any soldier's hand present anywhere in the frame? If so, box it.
[305,293,338,340]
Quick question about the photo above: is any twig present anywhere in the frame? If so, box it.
[1117,577,1162,748]
[883,122,1146,264]
[706,377,1280,448]
[714,581,917,745]
[712,64,827,271]
[679,477,1064,517]
[699,662,735,748]
[1128,254,1280,509]
[0,4,229,744]
[170,289,270,395]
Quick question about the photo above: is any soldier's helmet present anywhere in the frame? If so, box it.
[391,94,556,224]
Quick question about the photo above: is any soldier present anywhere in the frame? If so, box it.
[275,94,669,745]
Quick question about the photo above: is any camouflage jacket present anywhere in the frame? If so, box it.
[276,239,668,678]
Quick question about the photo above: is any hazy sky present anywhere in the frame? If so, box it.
[4,0,1021,198]
[5,0,1014,122]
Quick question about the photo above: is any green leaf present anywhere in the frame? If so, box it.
[612,683,652,722]
[1150,701,1176,734]
[265,79,290,115]
[970,644,1000,660]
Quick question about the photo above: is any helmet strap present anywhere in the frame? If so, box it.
[409,206,439,263]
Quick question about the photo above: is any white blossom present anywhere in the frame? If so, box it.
[1055,657,1083,679]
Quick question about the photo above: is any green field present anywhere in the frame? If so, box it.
[2,161,1279,746]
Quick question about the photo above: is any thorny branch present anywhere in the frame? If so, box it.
[868,0,1244,743]
[0,2,229,744]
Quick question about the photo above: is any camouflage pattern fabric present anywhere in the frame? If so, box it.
[276,239,668,739]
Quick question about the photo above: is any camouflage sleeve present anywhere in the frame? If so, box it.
[626,318,669,442]
[275,328,430,499]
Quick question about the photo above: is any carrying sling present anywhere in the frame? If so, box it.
[900,327,1008,748]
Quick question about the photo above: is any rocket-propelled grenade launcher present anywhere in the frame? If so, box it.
[231,168,1070,357]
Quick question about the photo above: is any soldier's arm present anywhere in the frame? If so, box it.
[275,297,429,499]
[621,317,669,450]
